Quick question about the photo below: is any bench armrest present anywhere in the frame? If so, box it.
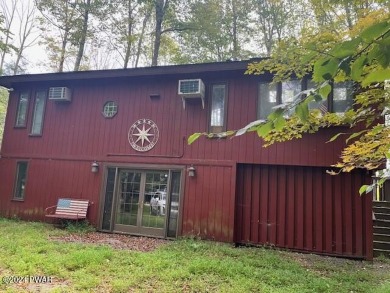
[45,205,57,215]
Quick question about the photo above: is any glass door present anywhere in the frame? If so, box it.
[107,169,180,238]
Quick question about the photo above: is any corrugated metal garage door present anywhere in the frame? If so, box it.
[235,164,373,259]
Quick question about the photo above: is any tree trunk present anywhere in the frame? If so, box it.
[123,0,133,69]
[231,0,238,60]
[0,0,16,75]
[135,8,152,68]
[152,0,168,66]
[74,0,91,71]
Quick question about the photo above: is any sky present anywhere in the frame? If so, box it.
[2,0,48,74]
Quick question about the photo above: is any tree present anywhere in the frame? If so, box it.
[189,9,390,194]
[11,0,38,75]
[0,0,18,75]
[174,0,254,63]
[36,0,108,71]
[0,87,8,147]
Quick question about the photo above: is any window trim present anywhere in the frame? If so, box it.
[30,90,47,136]
[14,91,30,128]
[102,101,118,118]
[209,82,228,133]
[12,161,28,201]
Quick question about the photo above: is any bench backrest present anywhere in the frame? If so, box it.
[55,198,89,218]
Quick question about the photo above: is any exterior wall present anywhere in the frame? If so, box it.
[235,164,373,259]
[0,158,101,224]
[1,74,347,168]
[0,64,372,257]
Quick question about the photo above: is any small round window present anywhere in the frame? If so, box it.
[102,101,118,118]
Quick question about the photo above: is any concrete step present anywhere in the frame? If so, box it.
[374,226,390,235]
[374,240,390,251]
[374,219,390,228]
[373,206,390,215]
[374,213,390,221]
[373,201,390,209]
[374,233,390,242]
[374,249,390,258]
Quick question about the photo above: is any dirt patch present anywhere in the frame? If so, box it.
[281,250,390,275]
[50,232,168,252]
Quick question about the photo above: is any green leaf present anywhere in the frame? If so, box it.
[330,37,361,59]
[359,185,369,195]
[362,68,390,87]
[361,21,390,42]
[295,102,309,122]
[339,57,351,76]
[345,130,367,144]
[188,133,203,145]
[313,94,323,102]
[319,83,331,99]
[351,55,368,81]
[273,116,286,131]
[327,132,346,143]
[256,122,273,138]
[267,108,284,121]
[313,57,339,82]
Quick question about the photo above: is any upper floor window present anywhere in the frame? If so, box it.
[30,91,46,135]
[258,80,301,120]
[258,80,353,119]
[332,82,353,113]
[13,161,28,200]
[15,92,29,127]
[102,101,118,118]
[210,83,227,133]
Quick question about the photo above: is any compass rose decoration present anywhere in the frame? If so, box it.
[128,119,159,152]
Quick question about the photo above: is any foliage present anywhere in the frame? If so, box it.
[0,88,8,147]
[0,219,389,292]
[189,8,390,195]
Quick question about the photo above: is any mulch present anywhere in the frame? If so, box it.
[50,232,168,252]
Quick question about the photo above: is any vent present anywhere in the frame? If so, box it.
[178,79,205,109]
[48,87,72,102]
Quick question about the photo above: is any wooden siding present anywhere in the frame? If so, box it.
[181,164,235,242]
[235,164,373,259]
[0,158,101,224]
[2,75,348,168]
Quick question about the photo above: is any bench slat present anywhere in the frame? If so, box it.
[45,198,90,220]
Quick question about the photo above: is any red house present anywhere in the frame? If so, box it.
[0,60,373,259]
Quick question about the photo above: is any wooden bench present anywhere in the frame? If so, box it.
[45,198,91,220]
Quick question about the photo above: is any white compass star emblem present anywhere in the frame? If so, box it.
[133,124,154,146]
[128,119,159,152]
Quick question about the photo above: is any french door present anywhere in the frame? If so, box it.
[101,167,182,238]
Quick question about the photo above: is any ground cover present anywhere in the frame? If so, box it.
[0,218,389,293]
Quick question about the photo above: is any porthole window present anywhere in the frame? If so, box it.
[102,101,118,118]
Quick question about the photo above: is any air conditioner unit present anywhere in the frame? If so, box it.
[178,79,205,109]
[48,87,72,102]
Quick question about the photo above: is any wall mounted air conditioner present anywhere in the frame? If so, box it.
[178,79,205,109]
[48,87,72,102]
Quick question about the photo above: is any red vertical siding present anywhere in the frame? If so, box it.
[235,164,373,259]
[181,164,235,242]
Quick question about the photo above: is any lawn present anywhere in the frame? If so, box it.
[0,218,389,293]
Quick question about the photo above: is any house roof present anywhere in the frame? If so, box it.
[0,59,263,89]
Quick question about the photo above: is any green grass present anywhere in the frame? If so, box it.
[0,218,389,292]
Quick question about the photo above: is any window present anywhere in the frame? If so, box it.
[15,92,29,127]
[13,162,28,200]
[332,82,353,113]
[307,80,328,112]
[210,84,227,132]
[258,80,301,120]
[102,101,118,118]
[258,83,277,120]
[31,91,46,135]
[258,80,354,119]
